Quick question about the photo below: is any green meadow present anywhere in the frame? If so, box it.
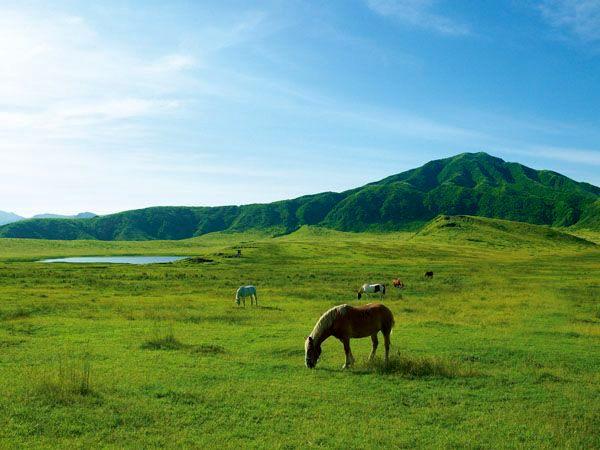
[0,218,598,448]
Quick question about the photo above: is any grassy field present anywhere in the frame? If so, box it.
[0,222,598,448]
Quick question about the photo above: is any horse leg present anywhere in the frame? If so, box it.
[369,333,378,361]
[342,338,355,369]
[383,331,391,365]
[254,293,258,306]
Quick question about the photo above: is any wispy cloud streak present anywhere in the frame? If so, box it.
[539,0,600,42]
[364,0,470,35]
[509,146,600,166]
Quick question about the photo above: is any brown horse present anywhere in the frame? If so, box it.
[305,303,395,369]
[392,278,405,289]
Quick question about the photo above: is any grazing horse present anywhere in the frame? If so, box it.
[392,278,405,289]
[235,285,257,306]
[424,271,434,279]
[305,303,394,369]
[357,283,385,300]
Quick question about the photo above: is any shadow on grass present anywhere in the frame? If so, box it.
[346,352,481,378]
[0,338,25,348]
[152,389,206,405]
[0,305,52,321]
[184,314,249,325]
[141,331,185,350]
[256,305,284,311]
[141,328,227,355]
[192,343,227,355]
[185,257,215,264]
[272,347,304,357]
[2,323,44,336]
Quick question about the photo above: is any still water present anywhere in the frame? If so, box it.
[39,256,187,265]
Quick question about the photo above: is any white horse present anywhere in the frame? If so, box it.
[357,283,386,300]
[236,285,258,306]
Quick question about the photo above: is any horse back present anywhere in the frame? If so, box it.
[340,303,394,338]
[237,285,256,296]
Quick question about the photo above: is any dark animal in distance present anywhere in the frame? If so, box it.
[305,303,395,369]
[392,278,405,289]
[358,283,385,300]
[424,271,434,279]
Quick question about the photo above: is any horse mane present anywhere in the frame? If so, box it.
[310,304,350,340]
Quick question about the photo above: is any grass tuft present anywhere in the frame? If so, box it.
[141,329,185,350]
[192,344,226,355]
[364,352,480,378]
[535,371,564,383]
[0,306,49,321]
[31,358,97,405]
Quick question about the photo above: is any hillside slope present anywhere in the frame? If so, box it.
[1,152,598,240]
[413,215,596,248]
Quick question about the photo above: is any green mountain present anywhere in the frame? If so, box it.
[1,152,598,240]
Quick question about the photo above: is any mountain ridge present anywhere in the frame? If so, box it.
[1,152,598,240]
[32,212,97,220]
[0,211,97,226]
[0,211,24,227]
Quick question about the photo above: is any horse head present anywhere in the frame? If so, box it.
[305,336,322,368]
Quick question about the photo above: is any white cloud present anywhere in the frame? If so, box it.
[0,10,197,144]
[540,0,600,42]
[148,54,198,73]
[0,145,288,217]
[1,3,598,217]
[365,0,470,36]
[0,99,179,137]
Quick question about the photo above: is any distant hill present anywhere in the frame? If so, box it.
[413,215,596,248]
[0,152,598,240]
[32,212,97,219]
[0,211,97,227]
[0,211,24,226]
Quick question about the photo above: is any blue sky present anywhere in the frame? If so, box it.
[1,0,599,216]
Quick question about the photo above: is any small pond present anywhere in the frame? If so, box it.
[39,256,188,265]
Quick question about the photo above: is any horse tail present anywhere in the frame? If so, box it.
[385,305,395,333]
